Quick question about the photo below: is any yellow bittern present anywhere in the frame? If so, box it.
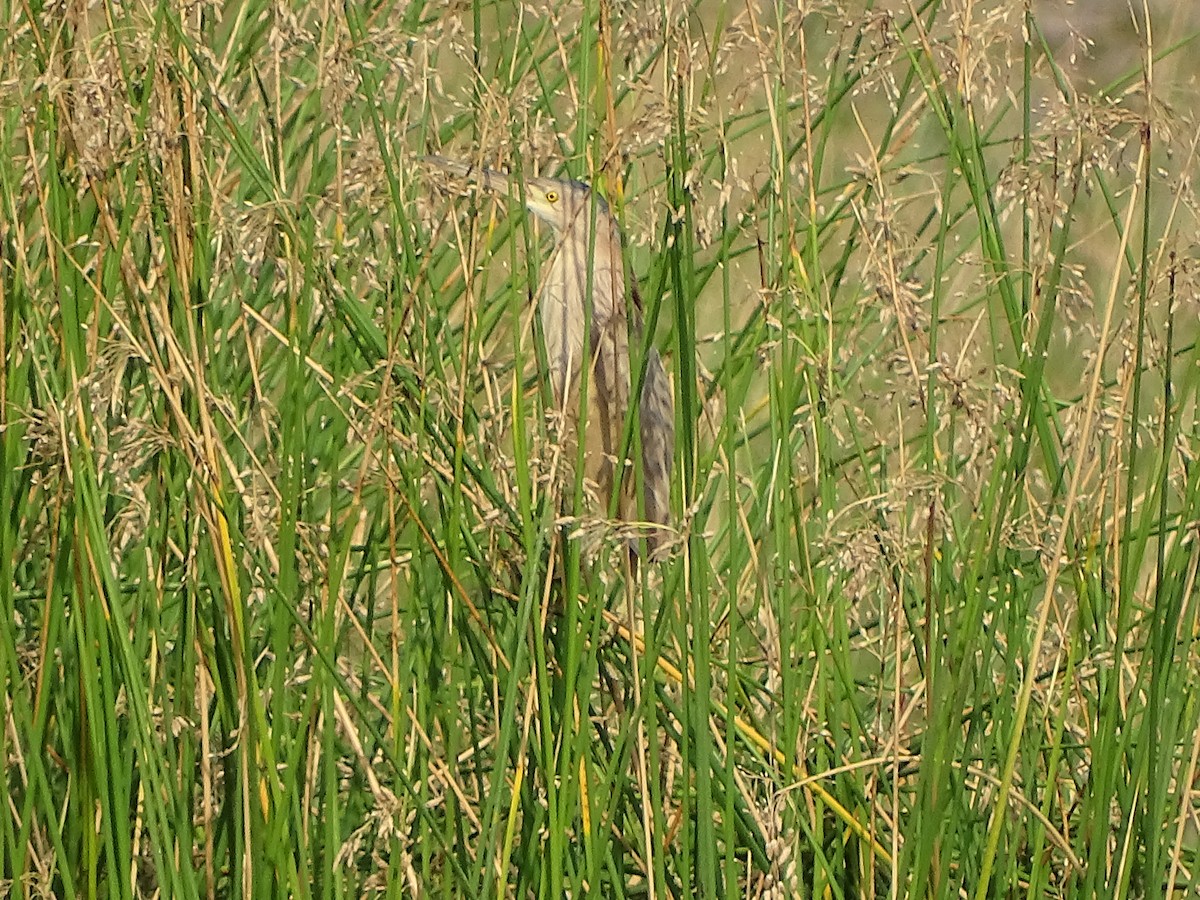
[423,156,674,553]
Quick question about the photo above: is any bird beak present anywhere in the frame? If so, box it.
[422,155,553,228]
[421,155,511,195]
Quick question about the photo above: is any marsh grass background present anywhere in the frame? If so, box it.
[3,0,1200,897]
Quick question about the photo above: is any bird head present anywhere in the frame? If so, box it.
[522,178,608,232]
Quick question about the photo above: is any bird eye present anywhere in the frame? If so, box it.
[545,190,559,203]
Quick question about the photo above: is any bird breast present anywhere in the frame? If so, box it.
[539,224,627,409]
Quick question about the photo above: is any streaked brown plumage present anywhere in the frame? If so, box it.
[424,156,673,552]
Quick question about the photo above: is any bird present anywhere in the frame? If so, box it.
[423,155,674,554]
